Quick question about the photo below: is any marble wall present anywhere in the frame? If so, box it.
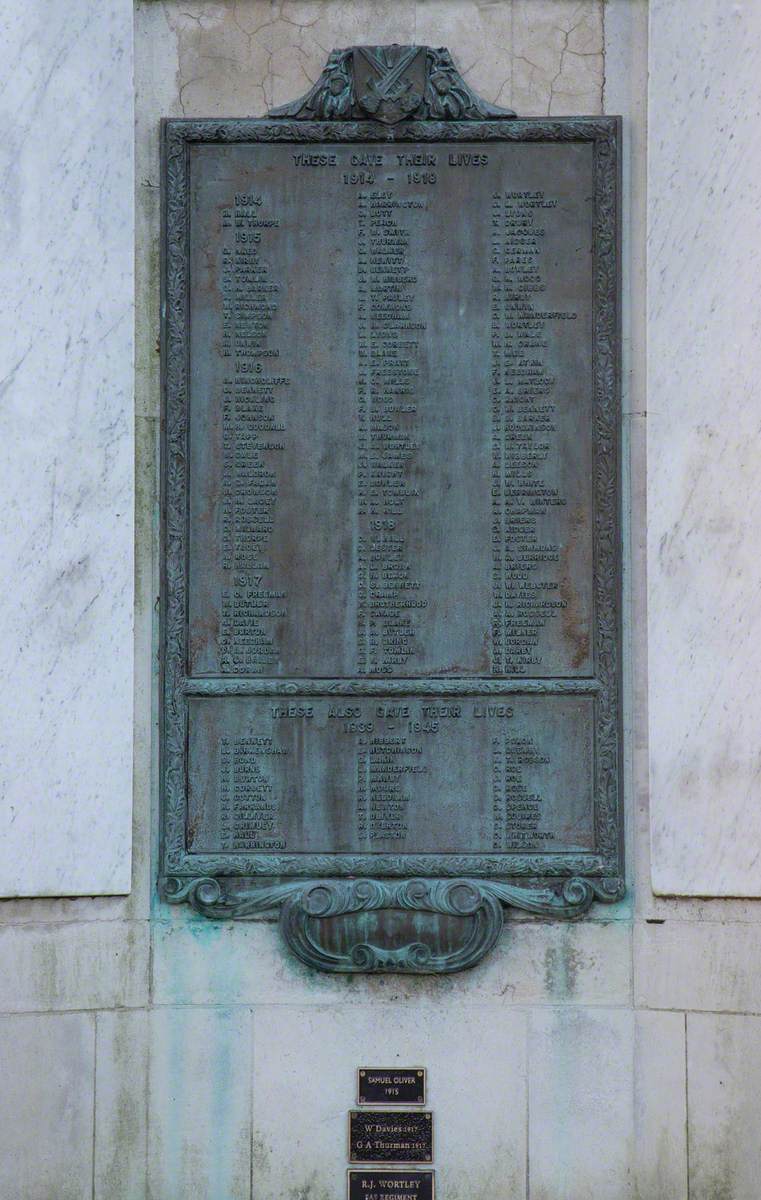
[2,1,761,1197]
[647,0,761,896]
[0,0,135,896]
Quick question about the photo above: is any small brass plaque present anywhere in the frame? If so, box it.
[348,1169,435,1200]
[358,1068,426,1106]
[349,1110,433,1163]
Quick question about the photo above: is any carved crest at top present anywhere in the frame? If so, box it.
[269,45,516,125]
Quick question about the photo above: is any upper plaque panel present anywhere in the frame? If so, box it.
[187,139,595,680]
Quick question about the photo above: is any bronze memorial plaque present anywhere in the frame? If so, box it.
[348,1169,435,1200]
[358,1068,426,1106]
[349,1111,433,1163]
[160,44,623,973]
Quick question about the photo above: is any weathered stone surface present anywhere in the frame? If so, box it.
[687,1013,761,1200]
[252,1003,527,1198]
[0,920,148,1012]
[635,918,761,1015]
[147,1007,252,1200]
[0,1013,95,1199]
[512,0,603,115]
[95,1010,149,1200]
[526,1008,687,1198]
[136,0,604,120]
[634,1010,688,1200]
[479,918,632,1006]
[528,1008,636,1199]
[151,915,630,1008]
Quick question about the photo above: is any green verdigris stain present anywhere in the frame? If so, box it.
[158,917,246,1006]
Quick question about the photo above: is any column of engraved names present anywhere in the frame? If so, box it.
[490,192,505,673]
[363,704,438,844]
[356,192,369,673]
[495,190,570,674]
[219,735,286,851]
[368,703,429,842]
[219,193,289,673]
[491,733,555,850]
[356,191,429,675]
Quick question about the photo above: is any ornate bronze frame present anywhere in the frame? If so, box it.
[160,46,624,973]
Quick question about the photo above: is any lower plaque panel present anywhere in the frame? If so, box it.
[187,694,594,856]
[348,1170,435,1200]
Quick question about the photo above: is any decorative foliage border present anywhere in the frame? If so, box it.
[164,875,624,973]
[160,63,623,971]
[185,677,600,696]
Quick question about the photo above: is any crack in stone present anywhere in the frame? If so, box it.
[547,10,603,115]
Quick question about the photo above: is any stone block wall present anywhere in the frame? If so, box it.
[2,2,761,1197]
